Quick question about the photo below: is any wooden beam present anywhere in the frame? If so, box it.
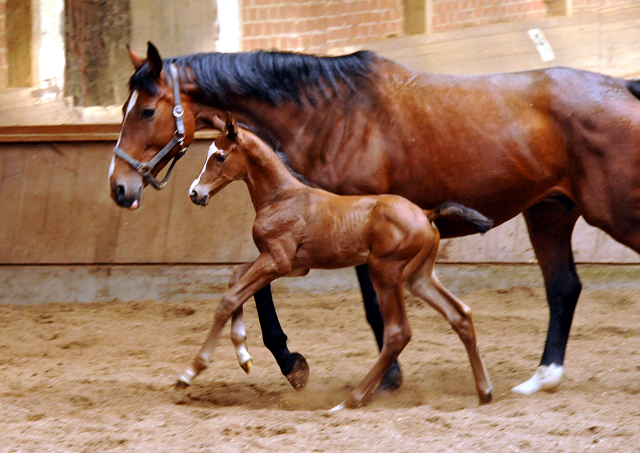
[0,124,218,143]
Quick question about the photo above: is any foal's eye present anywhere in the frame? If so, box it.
[141,108,155,120]
[215,154,226,163]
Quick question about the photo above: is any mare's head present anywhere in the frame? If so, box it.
[190,114,246,206]
[109,42,196,209]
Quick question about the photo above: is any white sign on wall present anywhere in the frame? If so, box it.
[528,28,555,62]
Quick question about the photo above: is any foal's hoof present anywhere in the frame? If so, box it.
[240,359,253,374]
[479,391,493,405]
[377,361,402,392]
[175,380,190,389]
[285,352,310,390]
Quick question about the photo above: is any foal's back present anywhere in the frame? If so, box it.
[285,189,432,270]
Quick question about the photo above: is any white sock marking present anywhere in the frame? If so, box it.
[512,364,564,395]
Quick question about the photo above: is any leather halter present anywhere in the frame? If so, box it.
[113,64,188,190]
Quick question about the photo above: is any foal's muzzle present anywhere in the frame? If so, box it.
[190,190,209,206]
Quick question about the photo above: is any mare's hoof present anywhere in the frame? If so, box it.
[377,361,402,392]
[285,352,310,390]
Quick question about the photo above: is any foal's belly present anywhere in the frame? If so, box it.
[292,239,370,270]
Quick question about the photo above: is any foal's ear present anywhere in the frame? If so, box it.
[128,44,146,71]
[211,114,226,131]
[146,41,163,78]
[225,113,238,141]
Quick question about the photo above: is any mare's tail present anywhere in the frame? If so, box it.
[426,202,494,234]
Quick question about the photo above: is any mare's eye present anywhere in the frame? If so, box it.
[141,108,155,120]
[215,154,226,163]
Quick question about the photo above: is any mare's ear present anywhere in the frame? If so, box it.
[225,112,238,141]
[146,42,163,78]
[128,44,146,70]
[211,114,226,131]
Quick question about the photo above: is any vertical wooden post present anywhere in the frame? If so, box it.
[405,0,433,35]
[64,0,131,106]
[545,0,573,16]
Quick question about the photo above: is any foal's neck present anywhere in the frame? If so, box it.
[240,132,306,211]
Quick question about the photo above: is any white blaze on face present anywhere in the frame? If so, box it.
[110,90,139,180]
[189,141,219,194]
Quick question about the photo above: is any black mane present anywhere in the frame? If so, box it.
[130,50,376,106]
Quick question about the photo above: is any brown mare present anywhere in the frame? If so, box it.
[180,113,493,409]
[109,42,640,396]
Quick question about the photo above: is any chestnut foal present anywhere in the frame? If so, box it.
[182,115,494,409]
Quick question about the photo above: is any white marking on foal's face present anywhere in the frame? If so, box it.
[110,90,139,181]
[189,141,219,194]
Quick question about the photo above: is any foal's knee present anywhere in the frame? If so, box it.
[452,309,476,343]
[216,294,242,320]
[384,324,412,354]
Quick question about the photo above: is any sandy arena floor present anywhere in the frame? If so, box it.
[0,285,639,452]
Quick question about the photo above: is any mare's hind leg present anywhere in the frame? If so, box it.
[513,202,581,395]
[356,264,403,391]
[406,251,493,404]
[334,262,412,410]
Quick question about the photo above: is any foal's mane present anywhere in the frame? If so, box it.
[129,50,376,106]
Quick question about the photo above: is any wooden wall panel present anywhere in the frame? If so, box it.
[0,141,258,265]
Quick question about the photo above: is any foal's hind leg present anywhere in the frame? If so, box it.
[406,250,493,404]
[356,264,403,391]
[334,261,412,410]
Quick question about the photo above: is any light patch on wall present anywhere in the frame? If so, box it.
[216,0,240,52]
[38,0,65,100]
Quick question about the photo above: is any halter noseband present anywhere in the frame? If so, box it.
[113,64,188,190]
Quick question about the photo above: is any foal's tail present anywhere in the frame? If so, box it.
[426,202,494,234]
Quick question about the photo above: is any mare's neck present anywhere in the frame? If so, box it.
[240,131,306,211]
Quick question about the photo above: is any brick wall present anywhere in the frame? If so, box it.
[0,0,6,89]
[573,0,637,13]
[431,0,547,33]
[241,0,404,53]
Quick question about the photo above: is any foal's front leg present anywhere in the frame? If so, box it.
[228,264,253,373]
[176,255,285,388]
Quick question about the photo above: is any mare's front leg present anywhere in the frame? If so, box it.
[355,264,403,391]
[512,203,581,395]
[176,255,285,388]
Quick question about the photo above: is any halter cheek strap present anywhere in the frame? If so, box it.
[113,63,188,190]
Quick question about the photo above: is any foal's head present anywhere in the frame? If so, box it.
[190,115,246,206]
[109,42,197,209]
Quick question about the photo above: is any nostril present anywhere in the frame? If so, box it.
[116,185,126,201]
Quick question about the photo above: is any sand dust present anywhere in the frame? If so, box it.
[1,285,639,452]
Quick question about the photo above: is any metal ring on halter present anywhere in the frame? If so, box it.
[112,63,188,190]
